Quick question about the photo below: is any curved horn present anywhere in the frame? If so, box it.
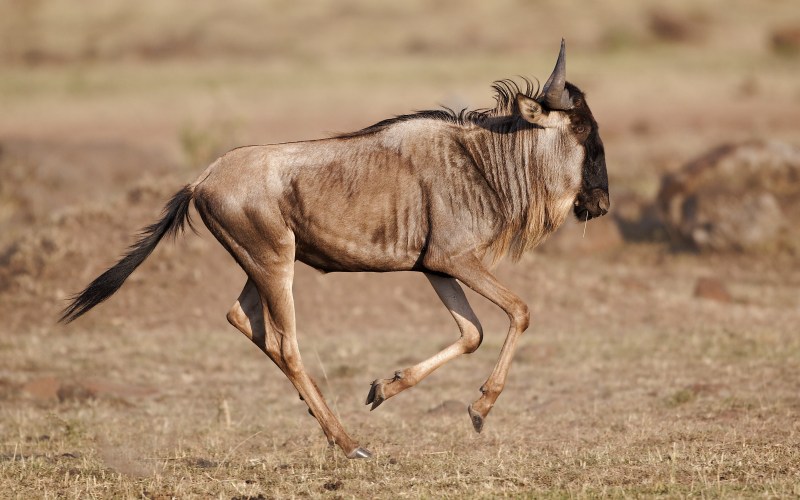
[542,39,572,110]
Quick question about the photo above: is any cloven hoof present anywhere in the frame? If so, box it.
[468,404,484,433]
[365,380,385,411]
[347,447,373,459]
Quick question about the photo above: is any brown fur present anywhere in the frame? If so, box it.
[62,43,609,459]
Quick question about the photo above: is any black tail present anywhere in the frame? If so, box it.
[60,185,195,324]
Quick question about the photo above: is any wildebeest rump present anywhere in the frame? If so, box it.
[61,40,609,459]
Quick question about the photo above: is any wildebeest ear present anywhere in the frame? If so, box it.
[516,94,545,125]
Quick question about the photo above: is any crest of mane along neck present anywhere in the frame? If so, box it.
[334,78,543,138]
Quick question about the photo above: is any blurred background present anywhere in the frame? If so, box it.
[1,1,799,496]
[3,0,798,325]
[1,0,799,210]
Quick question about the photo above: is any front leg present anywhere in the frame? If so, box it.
[365,273,483,410]
[431,256,530,433]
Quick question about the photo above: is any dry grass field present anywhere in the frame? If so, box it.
[1,1,799,498]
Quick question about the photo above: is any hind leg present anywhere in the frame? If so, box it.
[197,191,367,458]
[227,279,324,413]
[227,255,369,459]
[227,279,267,348]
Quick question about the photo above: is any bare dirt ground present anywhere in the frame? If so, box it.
[1,1,799,498]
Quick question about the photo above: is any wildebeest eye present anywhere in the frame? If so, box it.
[576,125,587,134]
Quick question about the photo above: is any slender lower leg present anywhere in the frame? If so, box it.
[252,258,368,458]
[467,323,525,432]
[366,273,483,410]
[228,274,367,457]
[434,258,530,433]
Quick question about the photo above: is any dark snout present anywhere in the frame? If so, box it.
[574,188,610,220]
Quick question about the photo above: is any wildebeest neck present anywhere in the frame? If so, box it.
[457,121,583,260]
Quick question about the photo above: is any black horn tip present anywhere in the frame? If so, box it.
[542,38,571,110]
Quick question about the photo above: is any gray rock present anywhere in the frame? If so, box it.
[657,140,800,253]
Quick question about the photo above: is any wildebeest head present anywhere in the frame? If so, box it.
[521,40,610,221]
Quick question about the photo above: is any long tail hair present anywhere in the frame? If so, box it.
[60,185,194,323]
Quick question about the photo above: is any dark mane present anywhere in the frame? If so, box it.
[335,77,541,139]
[488,77,541,115]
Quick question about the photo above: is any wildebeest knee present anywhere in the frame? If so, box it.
[511,302,530,332]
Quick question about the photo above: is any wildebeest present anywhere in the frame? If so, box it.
[62,40,609,459]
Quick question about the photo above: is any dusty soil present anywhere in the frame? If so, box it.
[1,1,799,498]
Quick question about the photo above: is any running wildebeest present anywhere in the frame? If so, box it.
[61,40,609,459]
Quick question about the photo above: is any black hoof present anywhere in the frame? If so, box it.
[365,380,385,411]
[347,447,372,459]
[468,404,484,433]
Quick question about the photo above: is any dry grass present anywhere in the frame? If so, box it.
[2,251,800,498]
[1,0,800,498]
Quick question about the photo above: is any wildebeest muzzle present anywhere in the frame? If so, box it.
[574,188,609,221]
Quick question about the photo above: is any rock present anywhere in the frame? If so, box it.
[684,191,783,251]
[693,277,732,303]
[657,140,800,254]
